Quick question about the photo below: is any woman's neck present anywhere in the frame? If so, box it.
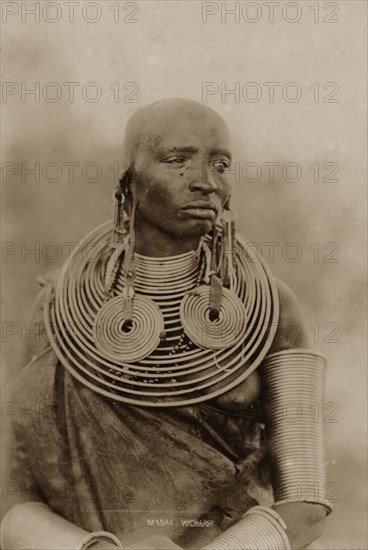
[134,224,202,257]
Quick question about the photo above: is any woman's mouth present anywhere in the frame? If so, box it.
[181,201,218,220]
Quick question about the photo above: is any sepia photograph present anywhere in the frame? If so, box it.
[1,1,367,549]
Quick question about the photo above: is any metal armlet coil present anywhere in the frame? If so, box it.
[202,505,291,550]
[262,348,333,515]
[202,349,331,550]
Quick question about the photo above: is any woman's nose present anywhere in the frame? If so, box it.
[187,166,219,194]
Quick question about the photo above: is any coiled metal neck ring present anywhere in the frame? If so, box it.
[44,221,279,407]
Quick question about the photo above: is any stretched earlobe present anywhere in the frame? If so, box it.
[110,165,133,247]
[118,164,133,199]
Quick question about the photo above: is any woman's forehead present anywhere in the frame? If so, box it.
[139,119,232,155]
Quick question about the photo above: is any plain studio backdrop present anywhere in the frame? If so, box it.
[1,1,367,548]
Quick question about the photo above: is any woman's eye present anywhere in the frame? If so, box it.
[164,157,186,166]
[213,161,229,174]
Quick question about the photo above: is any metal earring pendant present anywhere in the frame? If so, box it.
[220,208,237,290]
[104,188,126,296]
[180,284,248,350]
[93,292,165,363]
[180,223,248,350]
[94,191,165,363]
[111,185,125,246]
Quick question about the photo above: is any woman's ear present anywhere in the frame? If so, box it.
[117,166,130,199]
[117,163,136,202]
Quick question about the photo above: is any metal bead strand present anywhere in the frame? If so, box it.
[202,506,291,550]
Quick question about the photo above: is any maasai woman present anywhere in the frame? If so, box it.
[2,99,331,550]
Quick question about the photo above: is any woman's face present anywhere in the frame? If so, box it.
[130,109,233,240]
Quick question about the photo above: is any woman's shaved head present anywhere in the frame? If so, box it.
[119,98,233,255]
[122,98,231,167]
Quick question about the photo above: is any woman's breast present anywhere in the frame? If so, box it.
[193,369,264,463]
[211,369,262,413]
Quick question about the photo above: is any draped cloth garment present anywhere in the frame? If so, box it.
[6,268,271,549]
[8,344,267,549]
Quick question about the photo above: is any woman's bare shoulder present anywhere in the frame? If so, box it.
[269,278,310,353]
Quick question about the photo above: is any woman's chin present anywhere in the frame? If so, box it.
[179,218,215,236]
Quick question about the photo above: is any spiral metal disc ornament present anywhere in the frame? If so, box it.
[44,220,279,407]
[180,285,247,349]
[93,295,164,362]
